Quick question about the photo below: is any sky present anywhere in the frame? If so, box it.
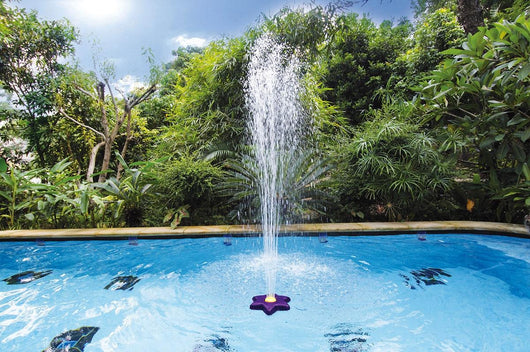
[15,0,414,89]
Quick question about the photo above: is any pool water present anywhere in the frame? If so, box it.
[0,234,529,351]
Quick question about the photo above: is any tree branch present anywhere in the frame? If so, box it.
[74,83,98,101]
[96,81,110,136]
[129,83,157,108]
[104,78,121,123]
[58,108,105,138]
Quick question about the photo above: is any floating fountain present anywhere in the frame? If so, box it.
[245,34,308,315]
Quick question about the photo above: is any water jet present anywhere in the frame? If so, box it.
[245,34,307,314]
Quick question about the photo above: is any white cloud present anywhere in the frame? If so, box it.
[171,35,208,48]
[113,75,146,94]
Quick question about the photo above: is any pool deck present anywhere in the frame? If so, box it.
[0,221,528,240]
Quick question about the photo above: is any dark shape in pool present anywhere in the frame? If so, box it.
[223,235,232,246]
[400,273,416,290]
[104,275,140,291]
[193,335,232,351]
[42,326,99,352]
[3,270,52,285]
[325,324,370,352]
[402,267,451,289]
[250,294,290,315]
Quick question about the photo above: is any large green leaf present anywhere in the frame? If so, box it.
[518,62,530,80]
[514,129,530,142]
[507,115,527,126]
[0,158,7,173]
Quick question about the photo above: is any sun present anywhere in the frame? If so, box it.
[66,0,131,25]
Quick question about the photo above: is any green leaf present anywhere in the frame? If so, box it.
[0,190,11,201]
[489,169,501,190]
[163,210,175,223]
[518,63,530,80]
[141,184,152,194]
[170,215,182,229]
[514,129,530,142]
[522,163,530,181]
[479,137,496,149]
[114,151,130,171]
[512,142,526,162]
[49,158,72,174]
[441,48,462,55]
[432,88,452,101]
[99,179,121,195]
[0,158,7,173]
[80,192,89,214]
[496,142,509,160]
[507,115,527,126]
[114,200,125,219]
[178,206,190,218]
[25,213,35,221]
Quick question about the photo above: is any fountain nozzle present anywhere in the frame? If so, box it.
[265,295,276,303]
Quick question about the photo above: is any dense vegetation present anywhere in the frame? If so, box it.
[1,0,529,229]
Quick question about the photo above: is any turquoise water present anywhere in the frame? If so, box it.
[0,234,529,351]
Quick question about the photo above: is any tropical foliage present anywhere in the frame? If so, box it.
[319,14,413,124]
[0,2,78,165]
[1,0,529,229]
[219,150,333,224]
[329,101,456,221]
[421,13,530,221]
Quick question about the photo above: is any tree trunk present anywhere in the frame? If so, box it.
[457,0,484,34]
[98,139,114,183]
[117,110,133,180]
[87,141,105,182]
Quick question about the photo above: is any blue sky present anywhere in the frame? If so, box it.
[16,0,414,88]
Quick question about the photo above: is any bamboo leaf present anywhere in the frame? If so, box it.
[141,184,152,194]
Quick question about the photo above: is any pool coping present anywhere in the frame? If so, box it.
[0,221,528,240]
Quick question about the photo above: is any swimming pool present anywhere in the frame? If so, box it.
[1,234,529,351]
